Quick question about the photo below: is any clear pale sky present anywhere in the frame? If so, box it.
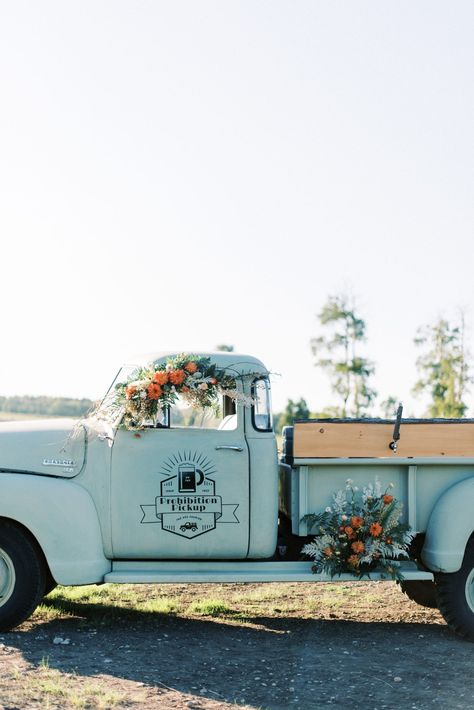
[1,1,473,415]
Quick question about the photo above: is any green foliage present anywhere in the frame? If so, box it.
[311,294,376,417]
[0,395,94,417]
[276,397,311,433]
[380,396,400,419]
[413,315,472,417]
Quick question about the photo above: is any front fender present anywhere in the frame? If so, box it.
[421,476,474,573]
[0,473,111,584]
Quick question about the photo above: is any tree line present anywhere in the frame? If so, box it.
[275,294,472,432]
[0,396,94,418]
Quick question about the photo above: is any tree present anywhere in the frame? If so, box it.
[216,344,234,352]
[413,314,472,417]
[277,398,311,433]
[380,396,400,419]
[311,294,376,417]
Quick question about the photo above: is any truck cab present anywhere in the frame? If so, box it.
[104,352,278,561]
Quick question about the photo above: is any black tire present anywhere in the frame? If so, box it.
[436,536,474,641]
[0,521,46,631]
[399,580,438,608]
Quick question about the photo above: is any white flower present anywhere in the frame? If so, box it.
[341,514,348,521]
[346,478,353,485]
[325,507,332,513]
[140,391,146,399]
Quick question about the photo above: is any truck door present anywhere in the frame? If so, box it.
[110,398,250,559]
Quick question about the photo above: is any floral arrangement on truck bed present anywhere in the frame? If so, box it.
[302,479,411,581]
[114,354,252,430]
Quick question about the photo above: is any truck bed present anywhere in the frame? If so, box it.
[294,418,474,458]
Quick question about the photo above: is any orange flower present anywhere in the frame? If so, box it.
[351,516,364,529]
[169,369,186,385]
[347,554,360,567]
[344,526,355,539]
[351,540,365,554]
[182,386,190,392]
[126,385,137,399]
[147,383,162,400]
[185,361,198,373]
[210,377,217,385]
[323,546,333,557]
[370,522,383,537]
[153,371,168,385]
[383,494,394,505]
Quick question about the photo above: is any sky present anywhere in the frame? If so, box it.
[1,1,473,415]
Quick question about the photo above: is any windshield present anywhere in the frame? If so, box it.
[94,364,140,423]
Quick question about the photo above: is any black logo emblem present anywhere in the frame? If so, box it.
[140,451,239,539]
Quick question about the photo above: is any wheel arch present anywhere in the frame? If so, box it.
[421,476,474,573]
[0,515,52,580]
[0,473,111,584]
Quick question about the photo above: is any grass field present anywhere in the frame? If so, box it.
[1,580,460,710]
[33,578,443,628]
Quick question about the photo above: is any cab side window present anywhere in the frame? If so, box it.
[169,394,237,431]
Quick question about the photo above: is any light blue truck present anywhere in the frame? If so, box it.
[1,352,474,640]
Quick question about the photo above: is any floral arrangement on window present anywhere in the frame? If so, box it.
[113,354,254,430]
[302,479,412,580]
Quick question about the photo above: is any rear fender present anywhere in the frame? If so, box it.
[0,473,111,584]
[421,476,474,573]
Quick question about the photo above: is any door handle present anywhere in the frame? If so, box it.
[215,445,244,452]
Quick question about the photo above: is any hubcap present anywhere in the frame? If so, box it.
[465,568,474,613]
[0,548,16,607]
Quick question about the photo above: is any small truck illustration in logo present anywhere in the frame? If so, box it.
[180,522,199,532]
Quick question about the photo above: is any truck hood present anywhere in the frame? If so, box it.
[0,418,87,478]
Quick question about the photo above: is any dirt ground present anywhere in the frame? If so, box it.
[0,581,473,710]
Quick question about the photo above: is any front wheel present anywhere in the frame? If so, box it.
[436,536,474,641]
[0,522,46,631]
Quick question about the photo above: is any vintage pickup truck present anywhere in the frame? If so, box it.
[1,352,474,640]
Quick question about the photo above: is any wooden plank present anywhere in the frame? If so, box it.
[293,420,474,458]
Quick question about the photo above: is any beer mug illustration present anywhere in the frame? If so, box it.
[178,463,204,492]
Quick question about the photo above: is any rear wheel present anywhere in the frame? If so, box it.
[0,522,46,631]
[399,580,438,608]
[436,537,474,641]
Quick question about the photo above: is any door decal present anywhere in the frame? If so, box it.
[140,450,240,539]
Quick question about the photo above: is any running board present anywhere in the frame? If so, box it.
[104,560,433,584]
